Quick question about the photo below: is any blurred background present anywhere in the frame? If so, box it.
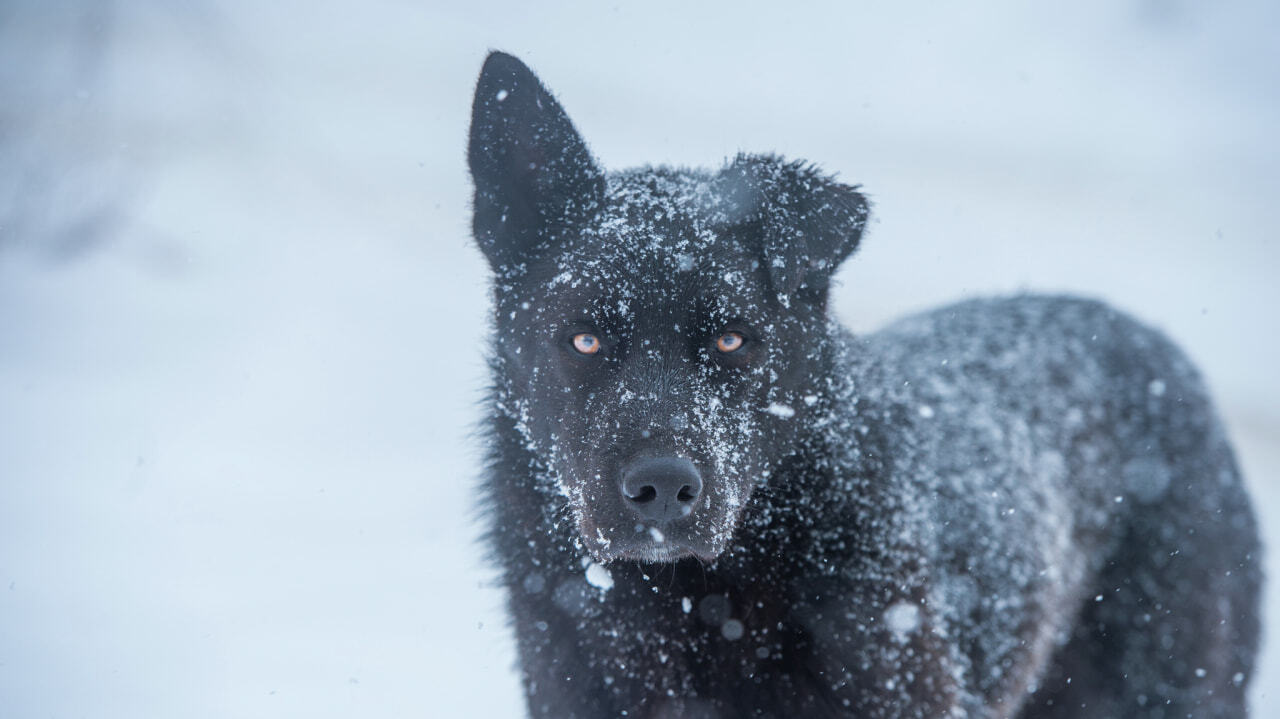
[1,1,1276,716]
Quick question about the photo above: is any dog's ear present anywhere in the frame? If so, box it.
[468,52,605,270]
[719,155,870,298]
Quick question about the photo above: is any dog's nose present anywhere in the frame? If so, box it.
[621,457,703,523]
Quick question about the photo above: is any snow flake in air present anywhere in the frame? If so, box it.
[585,562,614,592]
[884,601,921,640]
[1122,456,1173,503]
[522,572,546,594]
[766,402,795,418]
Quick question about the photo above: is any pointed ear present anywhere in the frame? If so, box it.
[718,155,870,297]
[468,52,605,270]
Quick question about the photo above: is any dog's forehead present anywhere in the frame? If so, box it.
[538,173,765,318]
[591,169,728,251]
[538,254,763,324]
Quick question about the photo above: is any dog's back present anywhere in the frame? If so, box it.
[861,295,1260,717]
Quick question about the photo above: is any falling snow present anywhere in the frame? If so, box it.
[884,601,922,639]
[585,562,614,591]
[766,402,796,419]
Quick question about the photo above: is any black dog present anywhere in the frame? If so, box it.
[466,51,1261,718]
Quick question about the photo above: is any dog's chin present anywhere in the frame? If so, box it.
[574,509,748,565]
[615,543,717,564]
[573,506,734,565]
[586,535,723,565]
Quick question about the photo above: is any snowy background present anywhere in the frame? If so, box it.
[1,1,1276,716]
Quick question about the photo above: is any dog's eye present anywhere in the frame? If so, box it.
[572,333,602,355]
[715,332,746,353]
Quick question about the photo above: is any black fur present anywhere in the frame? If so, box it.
[467,51,1261,718]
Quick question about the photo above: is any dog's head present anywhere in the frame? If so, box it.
[468,52,868,564]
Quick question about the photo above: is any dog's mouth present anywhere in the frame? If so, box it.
[578,514,727,565]
[616,543,699,563]
[610,528,721,564]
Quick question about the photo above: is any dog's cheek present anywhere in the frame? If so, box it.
[700,468,764,557]
[548,393,624,532]
[681,391,766,540]
[499,355,591,494]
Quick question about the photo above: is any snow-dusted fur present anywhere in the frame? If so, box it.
[467,52,1261,718]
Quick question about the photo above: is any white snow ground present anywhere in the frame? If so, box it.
[1,1,1276,716]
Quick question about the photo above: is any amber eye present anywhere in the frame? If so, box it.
[571,333,601,355]
[715,332,746,353]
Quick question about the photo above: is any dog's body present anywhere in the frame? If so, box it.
[467,52,1261,718]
